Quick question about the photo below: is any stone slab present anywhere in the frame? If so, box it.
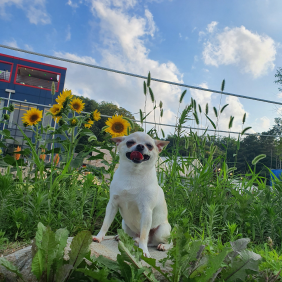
[1,236,171,281]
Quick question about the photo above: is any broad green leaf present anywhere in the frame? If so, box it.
[0,257,23,280]
[55,264,73,282]
[230,238,250,253]
[35,222,47,249]
[41,226,58,280]
[199,246,232,282]
[76,268,113,282]
[68,230,92,269]
[31,249,44,280]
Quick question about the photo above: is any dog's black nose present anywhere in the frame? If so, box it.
[136,144,144,151]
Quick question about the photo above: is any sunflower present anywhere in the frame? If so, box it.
[104,115,130,137]
[53,116,61,123]
[70,117,78,127]
[84,118,94,128]
[92,109,101,121]
[14,146,21,161]
[55,89,73,105]
[50,104,62,116]
[70,98,85,113]
[22,108,43,126]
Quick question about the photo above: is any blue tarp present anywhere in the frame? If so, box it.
[270,169,282,186]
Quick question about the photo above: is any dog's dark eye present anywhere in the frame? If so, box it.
[146,143,153,150]
[126,140,136,147]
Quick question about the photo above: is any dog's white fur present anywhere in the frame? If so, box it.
[93,132,171,257]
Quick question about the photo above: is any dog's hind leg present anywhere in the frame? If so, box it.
[148,222,172,251]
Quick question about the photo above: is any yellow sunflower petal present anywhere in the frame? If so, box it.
[50,104,62,116]
[22,108,43,126]
[55,89,73,105]
[70,98,85,113]
[92,109,101,121]
[105,115,130,137]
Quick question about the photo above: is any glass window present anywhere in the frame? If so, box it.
[42,108,52,127]
[0,61,13,82]
[15,65,59,90]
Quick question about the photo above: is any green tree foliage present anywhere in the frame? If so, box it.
[75,97,143,150]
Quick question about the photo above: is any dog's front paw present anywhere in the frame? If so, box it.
[143,250,151,258]
[92,236,103,243]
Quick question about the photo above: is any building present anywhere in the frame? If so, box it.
[0,53,67,148]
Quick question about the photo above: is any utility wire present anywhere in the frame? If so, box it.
[1,44,282,106]
[1,97,281,138]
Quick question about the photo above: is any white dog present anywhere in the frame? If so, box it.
[93,132,171,257]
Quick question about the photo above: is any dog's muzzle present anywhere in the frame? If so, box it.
[126,151,150,163]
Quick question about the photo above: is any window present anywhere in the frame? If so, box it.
[42,108,52,127]
[0,60,13,83]
[14,65,60,91]
[0,100,4,118]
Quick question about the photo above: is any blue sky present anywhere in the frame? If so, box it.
[1,0,282,136]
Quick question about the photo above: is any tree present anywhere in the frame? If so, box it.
[275,67,282,92]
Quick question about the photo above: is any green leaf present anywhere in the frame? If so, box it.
[213,107,218,118]
[205,103,209,115]
[252,154,266,165]
[118,241,158,282]
[143,81,147,95]
[228,116,234,129]
[76,268,112,282]
[139,109,143,124]
[220,104,229,113]
[88,135,97,142]
[201,247,232,282]
[198,104,202,113]
[45,148,61,154]
[149,87,155,103]
[55,228,69,262]
[55,264,73,282]
[221,79,225,92]
[242,113,246,124]
[35,222,47,249]
[40,226,58,280]
[193,112,199,125]
[205,115,216,129]
[122,116,134,129]
[147,71,151,87]
[31,249,44,280]
[87,153,105,160]
[161,128,165,138]
[68,230,92,270]
[179,90,187,103]
[0,257,23,280]
[241,127,252,136]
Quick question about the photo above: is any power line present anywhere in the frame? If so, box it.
[1,44,282,106]
[1,97,281,138]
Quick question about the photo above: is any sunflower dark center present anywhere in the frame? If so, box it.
[113,122,124,133]
[30,114,39,122]
[73,103,80,109]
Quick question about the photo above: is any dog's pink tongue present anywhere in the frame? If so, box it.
[130,151,144,161]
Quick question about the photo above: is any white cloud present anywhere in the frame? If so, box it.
[206,21,218,33]
[277,92,282,98]
[24,44,33,51]
[253,116,271,132]
[202,25,276,78]
[179,33,182,38]
[0,0,50,24]
[47,0,184,136]
[66,25,71,41]
[3,38,18,48]
[67,0,79,8]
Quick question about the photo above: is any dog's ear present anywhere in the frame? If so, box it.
[111,136,125,146]
[155,140,170,152]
